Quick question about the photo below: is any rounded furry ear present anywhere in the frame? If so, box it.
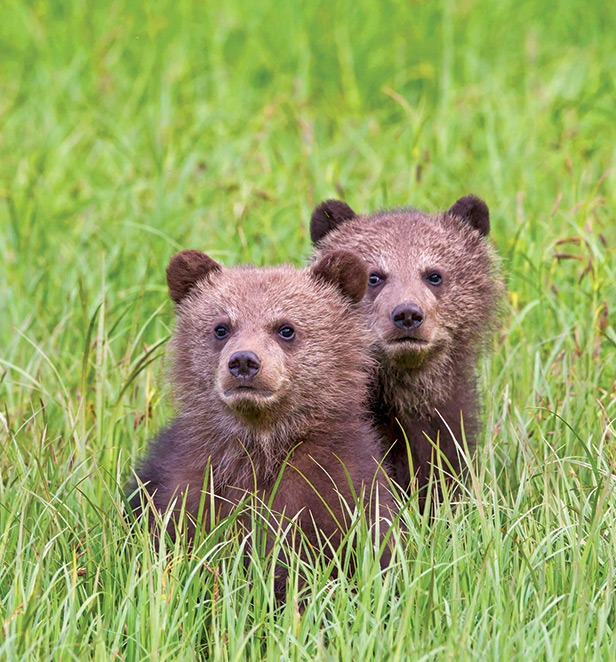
[310,199,357,244]
[166,250,222,303]
[448,195,490,236]
[311,250,368,305]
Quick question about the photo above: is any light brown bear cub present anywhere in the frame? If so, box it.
[129,249,395,595]
[310,196,504,509]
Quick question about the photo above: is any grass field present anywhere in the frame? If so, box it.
[1,0,615,659]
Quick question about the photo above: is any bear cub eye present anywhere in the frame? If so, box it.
[214,324,230,339]
[368,272,386,287]
[426,272,443,286]
[277,324,296,340]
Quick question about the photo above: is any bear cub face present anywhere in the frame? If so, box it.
[310,196,501,373]
[167,249,371,438]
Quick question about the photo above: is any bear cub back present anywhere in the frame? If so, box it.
[128,249,395,590]
[310,196,504,507]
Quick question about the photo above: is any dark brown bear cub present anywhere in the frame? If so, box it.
[128,249,395,594]
[310,196,504,509]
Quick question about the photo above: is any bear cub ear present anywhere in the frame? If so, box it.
[166,250,222,303]
[310,199,357,244]
[311,250,368,305]
[448,195,490,237]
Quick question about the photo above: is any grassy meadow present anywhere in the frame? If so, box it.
[1,0,615,659]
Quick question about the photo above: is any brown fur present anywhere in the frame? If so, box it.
[310,196,504,508]
[128,250,396,596]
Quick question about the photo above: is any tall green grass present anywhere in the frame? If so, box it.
[1,0,615,659]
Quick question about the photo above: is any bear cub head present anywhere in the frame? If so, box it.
[166,248,371,442]
[310,196,502,380]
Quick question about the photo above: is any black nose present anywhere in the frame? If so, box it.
[391,303,424,329]
[228,351,261,379]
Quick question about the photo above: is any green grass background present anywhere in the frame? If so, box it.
[1,0,615,659]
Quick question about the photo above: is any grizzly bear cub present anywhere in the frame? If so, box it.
[310,196,504,508]
[128,248,395,594]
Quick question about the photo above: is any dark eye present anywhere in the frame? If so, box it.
[278,324,295,340]
[368,272,386,287]
[427,272,443,286]
[214,324,230,339]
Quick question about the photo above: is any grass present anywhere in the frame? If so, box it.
[1,0,615,659]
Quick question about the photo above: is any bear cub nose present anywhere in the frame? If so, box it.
[228,351,261,379]
[391,303,424,330]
